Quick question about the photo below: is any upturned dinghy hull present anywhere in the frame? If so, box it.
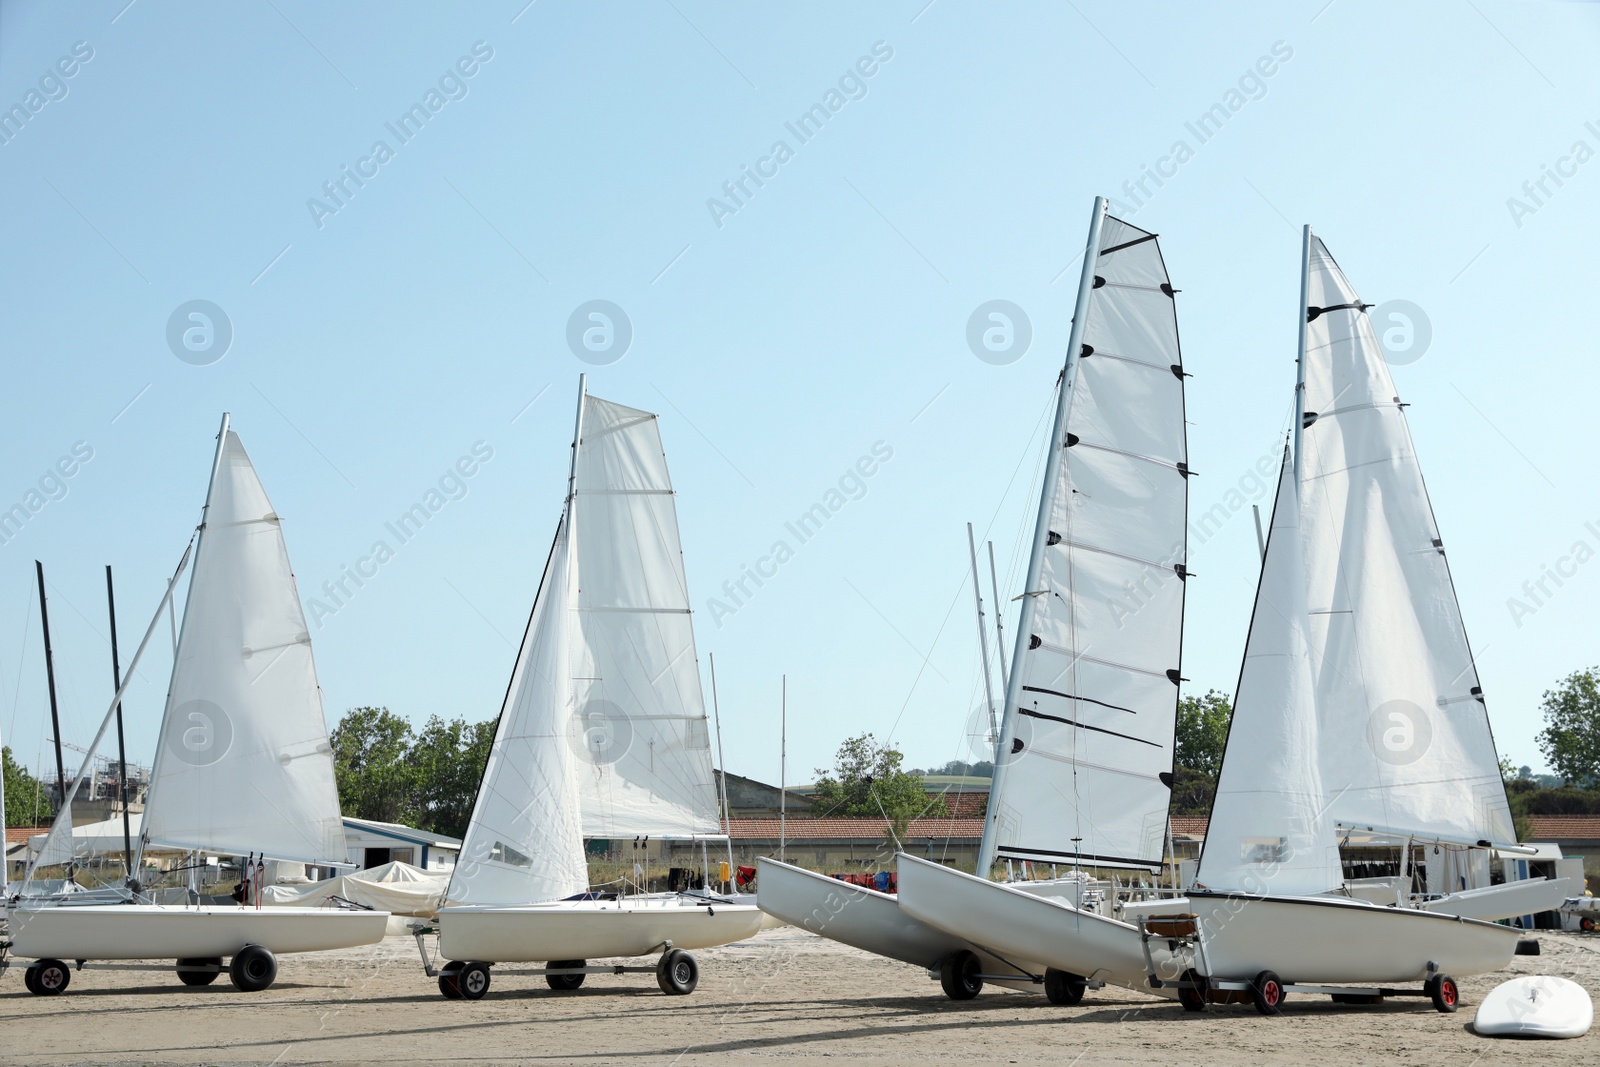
[1186,892,1521,986]
[7,904,389,960]
[437,899,762,962]
[895,853,1178,996]
[756,857,1047,994]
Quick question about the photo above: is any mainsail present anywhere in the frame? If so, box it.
[1299,236,1515,847]
[1197,452,1342,896]
[981,205,1191,873]
[140,422,347,866]
[569,394,720,839]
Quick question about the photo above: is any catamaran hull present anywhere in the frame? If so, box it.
[6,905,389,960]
[755,857,1044,991]
[1188,892,1521,984]
[437,901,763,962]
[895,853,1177,995]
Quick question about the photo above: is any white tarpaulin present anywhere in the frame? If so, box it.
[261,860,449,917]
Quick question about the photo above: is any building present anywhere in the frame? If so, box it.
[713,770,813,818]
[339,817,461,872]
[1526,816,1600,886]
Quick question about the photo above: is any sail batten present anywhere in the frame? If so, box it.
[982,209,1190,874]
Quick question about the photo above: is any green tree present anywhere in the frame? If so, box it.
[811,733,945,838]
[330,707,418,824]
[410,715,494,838]
[1167,765,1216,817]
[3,746,49,828]
[1175,689,1232,780]
[1537,668,1600,787]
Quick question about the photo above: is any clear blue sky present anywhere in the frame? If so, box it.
[2,1,1596,792]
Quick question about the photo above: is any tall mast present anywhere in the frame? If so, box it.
[708,652,735,884]
[567,374,588,513]
[779,675,786,864]
[966,523,1000,752]
[35,561,67,814]
[986,541,1010,701]
[976,195,1108,878]
[1293,224,1312,485]
[134,412,230,875]
[105,566,134,878]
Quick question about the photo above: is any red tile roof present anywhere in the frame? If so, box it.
[728,817,983,841]
[6,826,49,845]
[1527,815,1600,841]
[1170,816,1209,837]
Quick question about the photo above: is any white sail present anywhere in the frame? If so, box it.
[1299,237,1515,847]
[984,212,1191,872]
[569,395,720,839]
[140,427,346,866]
[446,517,589,906]
[1197,451,1342,897]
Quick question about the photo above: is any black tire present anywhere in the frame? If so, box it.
[1177,968,1208,1013]
[546,959,586,991]
[229,945,278,992]
[437,961,465,1000]
[29,959,71,996]
[1043,968,1087,1006]
[1251,970,1285,1015]
[938,950,983,1001]
[1581,917,1595,932]
[456,961,492,1001]
[656,949,699,995]
[23,965,42,996]
[1427,974,1459,1014]
[176,957,223,987]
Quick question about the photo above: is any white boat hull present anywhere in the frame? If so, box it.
[895,853,1176,995]
[1189,891,1521,984]
[6,904,389,960]
[437,899,763,962]
[755,857,1044,991]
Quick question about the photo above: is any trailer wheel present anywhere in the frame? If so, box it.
[546,959,586,991]
[229,946,278,992]
[1177,968,1208,1012]
[437,961,466,999]
[1043,968,1086,1006]
[1581,917,1595,933]
[176,957,223,987]
[28,959,71,996]
[456,961,492,1001]
[938,950,983,1001]
[1250,970,1285,1015]
[656,949,699,995]
[1426,974,1459,1013]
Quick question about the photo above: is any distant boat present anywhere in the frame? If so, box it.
[422,377,760,1001]
[7,416,387,997]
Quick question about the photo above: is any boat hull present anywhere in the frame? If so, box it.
[437,900,763,962]
[755,857,1044,990]
[895,853,1177,995]
[1189,892,1521,984]
[6,904,389,960]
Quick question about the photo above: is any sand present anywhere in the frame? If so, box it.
[1,925,1596,1065]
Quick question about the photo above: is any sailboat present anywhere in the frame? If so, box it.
[5,416,387,995]
[760,194,1193,1002]
[420,378,761,1001]
[1129,230,1554,1014]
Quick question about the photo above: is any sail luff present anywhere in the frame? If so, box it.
[977,196,1109,877]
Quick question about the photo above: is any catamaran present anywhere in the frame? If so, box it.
[3,416,387,996]
[1122,230,1559,1014]
[760,194,1193,1003]
[417,379,761,1001]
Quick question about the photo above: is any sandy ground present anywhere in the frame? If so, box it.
[1,925,1596,1066]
